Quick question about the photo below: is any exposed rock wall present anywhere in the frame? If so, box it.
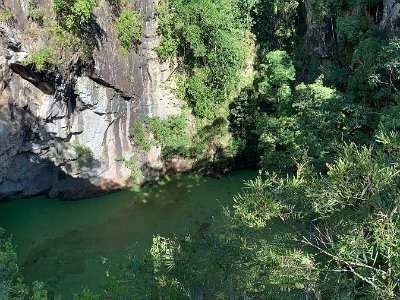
[380,0,400,36]
[304,0,400,57]
[0,0,181,199]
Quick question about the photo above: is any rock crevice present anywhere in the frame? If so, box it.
[0,0,180,200]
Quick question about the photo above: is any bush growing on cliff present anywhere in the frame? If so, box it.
[115,156,144,182]
[129,120,152,151]
[50,0,100,63]
[115,10,143,55]
[252,0,299,51]
[52,0,98,32]
[72,142,94,160]
[151,0,254,166]
[28,0,45,26]
[155,0,178,61]
[0,8,14,23]
[22,47,60,72]
[156,0,250,113]
[146,114,191,157]
[129,114,192,158]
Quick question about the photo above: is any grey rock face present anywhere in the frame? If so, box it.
[304,0,400,58]
[381,0,400,36]
[0,0,180,199]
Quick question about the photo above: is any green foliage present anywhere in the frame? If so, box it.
[129,112,231,161]
[129,120,151,151]
[52,0,98,32]
[156,0,250,117]
[253,51,368,173]
[115,156,144,182]
[98,132,400,299]
[7,0,400,298]
[48,0,99,62]
[46,22,81,52]
[155,0,178,61]
[70,0,97,24]
[93,175,318,299]
[165,72,186,100]
[28,0,45,26]
[74,144,94,158]
[187,68,223,119]
[146,114,191,158]
[228,89,258,160]
[73,287,101,300]
[369,37,400,103]
[153,0,253,164]
[0,229,51,299]
[31,281,48,300]
[71,142,94,165]
[306,140,400,298]
[252,0,299,51]
[22,47,59,72]
[129,114,193,158]
[0,229,25,300]
[336,13,374,65]
[347,36,383,103]
[258,50,295,104]
[115,10,142,55]
[0,8,14,23]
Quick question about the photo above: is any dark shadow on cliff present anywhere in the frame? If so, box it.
[0,102,122,201]
[137,115,258,184]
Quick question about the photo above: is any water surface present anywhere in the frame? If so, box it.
[0,170,255,298]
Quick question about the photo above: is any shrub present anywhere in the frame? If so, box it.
[71,142,94,165]
[115,156,144,182]
[0,8,14,23]
[129,120,151,151]
[155,0,177,61]
[28,0,45,26]
[49,0,98,63]
[115,10,142,55]
[22,47,59,72]
[52,0,98,32]
[146,114,191,157]
[155,0,249,117]
[72,143,94,159]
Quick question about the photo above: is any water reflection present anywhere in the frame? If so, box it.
[0,170,255,298]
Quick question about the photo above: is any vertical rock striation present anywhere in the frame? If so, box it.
[0,0,180,199]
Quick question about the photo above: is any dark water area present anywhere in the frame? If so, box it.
[0,170,256,298]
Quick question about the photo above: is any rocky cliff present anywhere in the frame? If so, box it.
[1,0,399,201]
[0,0,182,199]
[304,0,400,57]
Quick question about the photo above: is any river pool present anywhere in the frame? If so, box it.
[0,170,255,298]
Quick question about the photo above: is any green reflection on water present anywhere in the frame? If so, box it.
[0,170,256,298]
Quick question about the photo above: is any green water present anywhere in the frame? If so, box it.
[0,170,255,298]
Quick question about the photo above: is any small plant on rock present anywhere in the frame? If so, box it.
[22,47,60,72]
[0,8,14,23]
[28,0,45,26]
[115,10,142,55]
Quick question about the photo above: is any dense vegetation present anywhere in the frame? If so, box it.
[103,132,400,299]
[109,0,400,298]
[115,10,142,55]
[133,0,253,165]
[1,0,400,299]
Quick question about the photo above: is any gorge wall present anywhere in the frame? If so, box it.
[1,0,400,201]
[0,0,182,199]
